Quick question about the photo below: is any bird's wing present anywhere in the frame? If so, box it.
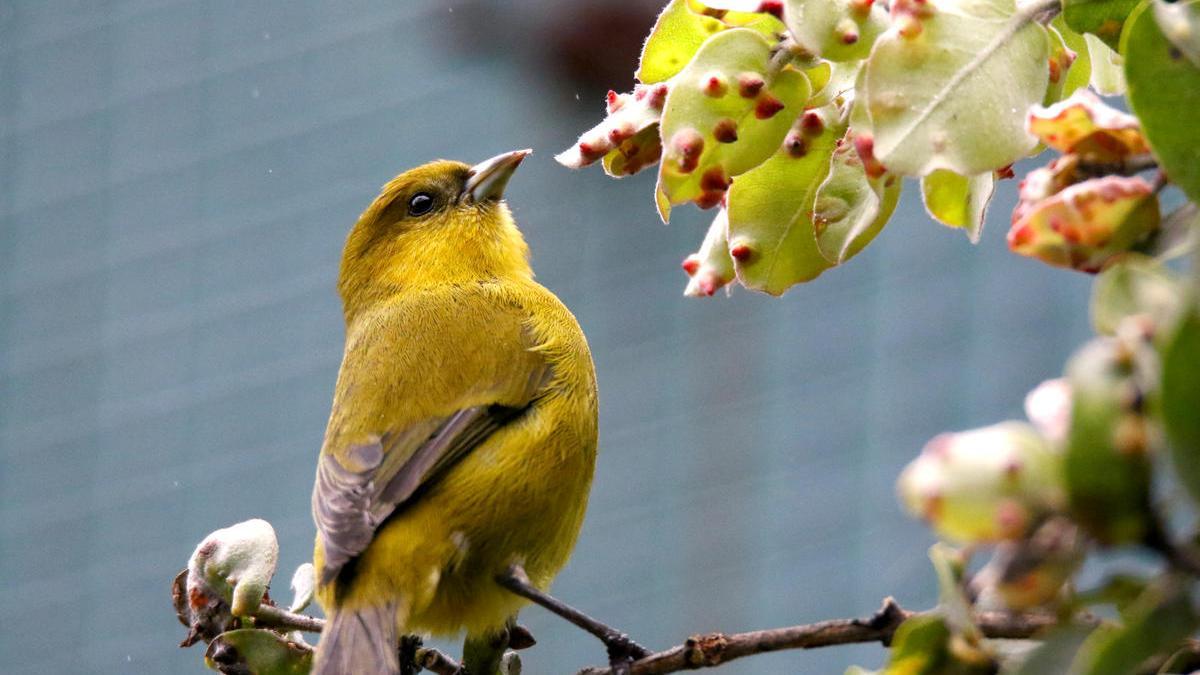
[312,294,551,585]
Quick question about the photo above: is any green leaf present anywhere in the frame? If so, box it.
[1063,336,1156,545]
[637,0,784,84]
[205,629,313,675]
[1045,23,1085,105]
[726,106,839,294]
[1063,0,1140,50]
[860,0,1049,176]
[1072,574,1150,613]
[1003,623,1094,675]
[783,0,888,62]
[1084,33,1126,95]
[813,130,901,263]
[884,615,954,675]
[1124,0,1200,204]
[1089,253,1181,336]
[1052,16,1094,101]
[658,28,811,211]
[929,543,979,641]
[1074,580,1198,675]
[1162,303,1200,507]
[920,170,996,243]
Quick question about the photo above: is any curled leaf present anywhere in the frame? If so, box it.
[289,563,316,614]
[189,519,279,618]
[205,628,313,675]
[557,84,668,170]
[1007,175,1160,274]
[813,129,901,263]
[682,208,737,297]
[1084,33,1126,95]
[602,124,664,177]
[897,422,1064,545]
[1027,89,1147,161]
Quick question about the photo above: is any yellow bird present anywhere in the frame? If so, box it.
[311,150,598,674]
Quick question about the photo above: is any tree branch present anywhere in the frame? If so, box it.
[574,598,1073,675]
[1077,153,1159,179]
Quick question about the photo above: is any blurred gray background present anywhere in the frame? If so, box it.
[0,1,1095,673]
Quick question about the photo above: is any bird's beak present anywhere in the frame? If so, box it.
[461,149,531,204]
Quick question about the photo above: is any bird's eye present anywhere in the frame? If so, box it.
[407,192,435,217]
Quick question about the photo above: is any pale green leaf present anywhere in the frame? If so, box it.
[1084,33,1126,96]
[861,0,1049,176]
[726,106,839,294]
[813,131,900,263]
[784,0,888,62]
[1052,16,1094,101]
[658,28,811,211]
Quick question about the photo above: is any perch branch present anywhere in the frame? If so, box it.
[574,597,1076,675]
[497,564,650,671]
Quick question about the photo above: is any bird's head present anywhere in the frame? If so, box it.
[338,150,534,319]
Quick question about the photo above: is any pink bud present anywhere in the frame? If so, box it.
[713,118,738,143]
[646,83,669,110]
[701,72,728,97]
[700,167,731,192]
[754,94,785,119]
[681,256,700,276]
[729,243,752,261]
[800,111,824,136]
[605,90,623,114]
[757,0,783,18]
[737,73,765,98]
[784,132,807,158]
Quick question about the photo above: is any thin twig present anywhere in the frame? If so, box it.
[1076,153,1160,179]
[496,564,651,667]
[575,598,1073,675]
[247,607,462,673]
[252,604,326,633]
[415,647,464,675]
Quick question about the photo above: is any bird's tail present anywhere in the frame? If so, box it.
[311,602,401,675]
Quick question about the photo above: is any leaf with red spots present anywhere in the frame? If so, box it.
[783,0,888,62]
[682,208,736,297]
[813,128,902,263]
[637,0,784,85]
[658,28,811,214]
[556,84,668,170]
[860,0,1049,176]
[724,106,841,295]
